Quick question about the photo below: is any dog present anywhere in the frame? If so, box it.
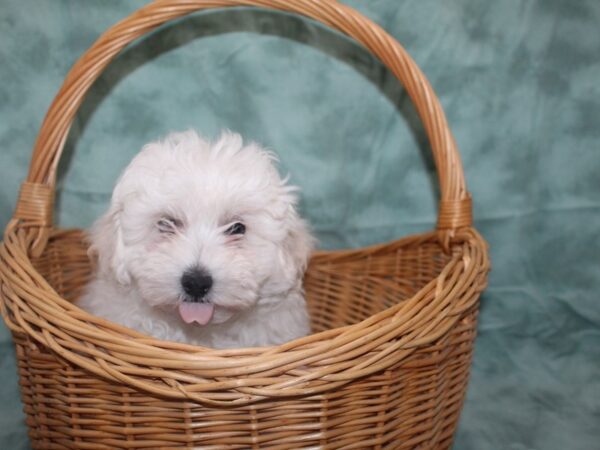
[78,130,313,349]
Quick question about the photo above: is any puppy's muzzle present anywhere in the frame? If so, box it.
[181,267,213,301]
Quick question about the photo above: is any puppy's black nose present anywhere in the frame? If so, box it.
[181,267,213,300]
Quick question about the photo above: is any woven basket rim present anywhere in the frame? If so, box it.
[1,224,488,405]
[4,227,470,354]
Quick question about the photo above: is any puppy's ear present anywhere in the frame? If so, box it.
[88,204,131,285]
[278,208,315,286]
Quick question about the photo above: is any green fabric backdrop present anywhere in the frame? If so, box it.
[1,1,599,448]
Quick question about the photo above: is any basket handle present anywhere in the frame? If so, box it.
[11,0,472,256]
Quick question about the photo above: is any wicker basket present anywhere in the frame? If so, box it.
[0,1,489,449]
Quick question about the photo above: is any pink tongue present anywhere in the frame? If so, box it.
[178,302,215,325]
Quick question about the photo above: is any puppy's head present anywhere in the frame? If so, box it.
[90,130,313,325]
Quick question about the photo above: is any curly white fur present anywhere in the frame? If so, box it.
[78,130,313,349]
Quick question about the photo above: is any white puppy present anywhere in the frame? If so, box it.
[78,130,313,349]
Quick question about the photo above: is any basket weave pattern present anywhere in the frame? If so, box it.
[0,1,489,448]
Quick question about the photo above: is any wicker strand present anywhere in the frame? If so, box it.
[13,182,54,225]
[437,197,473,230]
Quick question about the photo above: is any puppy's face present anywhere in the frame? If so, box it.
[91,131,312,326]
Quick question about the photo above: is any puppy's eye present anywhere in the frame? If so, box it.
[225,222,246,236]
[157,217,182,234]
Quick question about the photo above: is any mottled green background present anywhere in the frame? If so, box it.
[1,1,599,449]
